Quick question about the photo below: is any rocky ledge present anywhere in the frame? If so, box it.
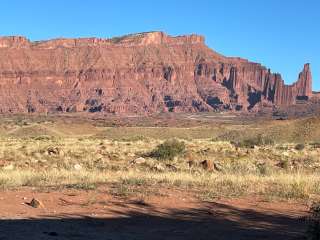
[0,32,204,49]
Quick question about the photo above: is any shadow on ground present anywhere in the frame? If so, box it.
[0,202,307,240]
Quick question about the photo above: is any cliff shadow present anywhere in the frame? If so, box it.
[0,201,307,240]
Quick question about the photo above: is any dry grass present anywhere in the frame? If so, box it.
[1,169,320,201]
[0,114,320,202]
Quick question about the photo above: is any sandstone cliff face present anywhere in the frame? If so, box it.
[0,32,314,114]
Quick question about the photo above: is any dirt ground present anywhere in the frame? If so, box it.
[0,187,308,240]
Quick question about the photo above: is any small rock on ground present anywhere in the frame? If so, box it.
[29,198,44,208]
[130,157,146,165]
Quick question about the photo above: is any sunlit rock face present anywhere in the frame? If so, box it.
[0,32,314,114]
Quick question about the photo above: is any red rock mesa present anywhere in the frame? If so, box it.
[0,32,316,114]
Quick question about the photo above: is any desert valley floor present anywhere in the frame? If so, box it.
[0,112,319,239]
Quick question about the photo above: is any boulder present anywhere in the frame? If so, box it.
[187,160,196,168]
[213,162,224,172]
[130,157,146,165]
[74,164,82,171]
[47,147,60,156]
[165,164,178,171]
[151,164,165,172]
[2,164,14,171]
[200,160,214,171]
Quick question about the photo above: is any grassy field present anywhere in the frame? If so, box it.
[0,113,320,202]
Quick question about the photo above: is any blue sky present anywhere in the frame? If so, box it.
[1,0,319,90]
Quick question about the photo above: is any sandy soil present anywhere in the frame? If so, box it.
[0,187,308,240]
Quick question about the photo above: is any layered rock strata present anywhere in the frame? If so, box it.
[0,32,315,114]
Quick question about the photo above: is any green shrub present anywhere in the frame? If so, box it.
[121,135,147,142]
[233,134,274,148]
[256,162,270,175]
[295,143,305,151]
[33,135,54,141]
[150,139,185,160]
[310,142,320,149]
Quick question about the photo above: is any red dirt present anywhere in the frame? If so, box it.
[0,188,308,240]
